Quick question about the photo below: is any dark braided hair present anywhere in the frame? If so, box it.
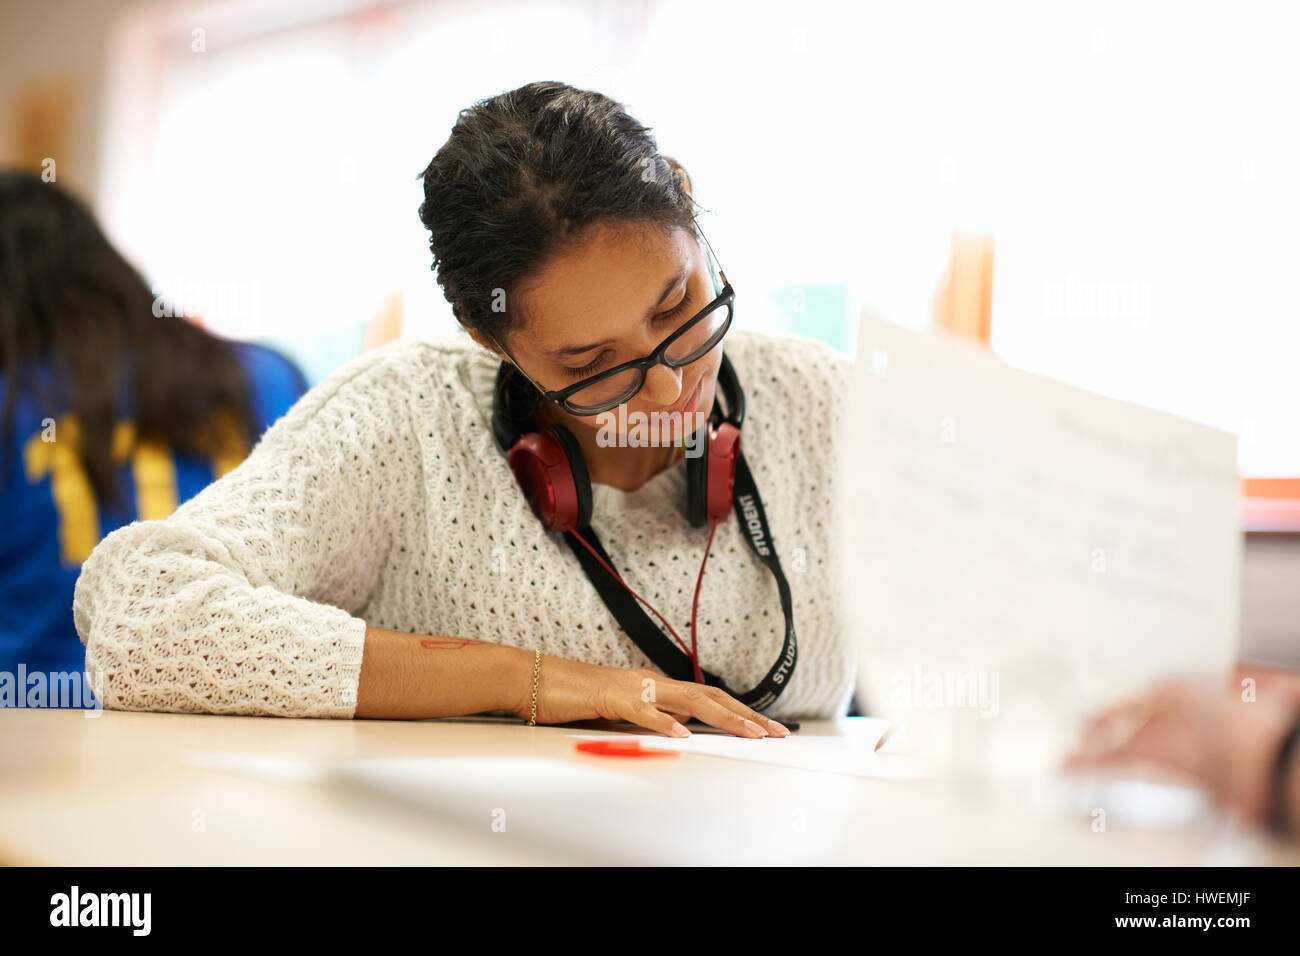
[418,81,701,341]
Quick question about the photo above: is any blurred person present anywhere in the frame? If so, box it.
[71,81,853,734]
[0,171,309,708]
[1068,675,1300,840]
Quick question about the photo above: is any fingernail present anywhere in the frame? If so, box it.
[671,721,690,737]
[769,721,790,736]
[743,719,767,736]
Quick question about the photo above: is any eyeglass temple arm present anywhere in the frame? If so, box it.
[695,223,728,290]
[487,333,552,401]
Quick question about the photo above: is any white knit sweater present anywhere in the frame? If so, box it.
[72,329,855,720]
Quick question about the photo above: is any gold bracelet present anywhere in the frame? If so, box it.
[527,649,541,726]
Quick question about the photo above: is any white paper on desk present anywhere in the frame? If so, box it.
[569,719,923,780]
[333,756,654,800]
[838,313,1241,771]
[183,751,326,784]
[328,756,836,864]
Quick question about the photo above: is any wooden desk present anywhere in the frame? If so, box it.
[2,710,1296,866]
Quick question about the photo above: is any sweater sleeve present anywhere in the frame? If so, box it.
[72,347,419,718]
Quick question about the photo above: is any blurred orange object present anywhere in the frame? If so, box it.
[1242,478,1300,533]
[934,232,994,345]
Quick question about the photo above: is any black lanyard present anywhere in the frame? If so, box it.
[562,452,798,712]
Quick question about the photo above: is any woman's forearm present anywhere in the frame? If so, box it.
[355,627,534,719]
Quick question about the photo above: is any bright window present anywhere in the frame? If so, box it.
[99,0,1298,474]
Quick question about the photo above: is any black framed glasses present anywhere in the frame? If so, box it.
[493,224,734,416]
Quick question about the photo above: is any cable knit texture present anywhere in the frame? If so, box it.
[72,329,854,719]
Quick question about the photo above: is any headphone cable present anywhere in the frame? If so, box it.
[688,519,720,685]
[567,525,712,683]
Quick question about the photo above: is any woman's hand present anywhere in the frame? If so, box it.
[512,655,790,738]
[1065,676,1296,826]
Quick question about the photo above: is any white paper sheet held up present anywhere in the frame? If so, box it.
[838,313,1240,768]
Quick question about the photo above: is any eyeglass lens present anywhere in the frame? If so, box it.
[563,298,731,414]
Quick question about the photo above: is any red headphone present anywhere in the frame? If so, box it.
[491,354,747,684]
[491,352,745,533]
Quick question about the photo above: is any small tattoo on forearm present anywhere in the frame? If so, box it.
[419,638,482,651]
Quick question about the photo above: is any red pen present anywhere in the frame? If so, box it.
[575,739,679,758]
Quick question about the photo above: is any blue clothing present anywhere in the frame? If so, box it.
[0,340,308,708]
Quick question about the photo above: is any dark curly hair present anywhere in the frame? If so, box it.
[417,81,701,341]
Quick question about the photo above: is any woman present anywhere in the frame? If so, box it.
[72,82,853,735]
[0,171,308,706]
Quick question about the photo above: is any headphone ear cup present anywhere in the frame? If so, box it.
[546,424,593,531]
[506,432,576,531]
[706,421,741,523]
[686,423,710,528]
